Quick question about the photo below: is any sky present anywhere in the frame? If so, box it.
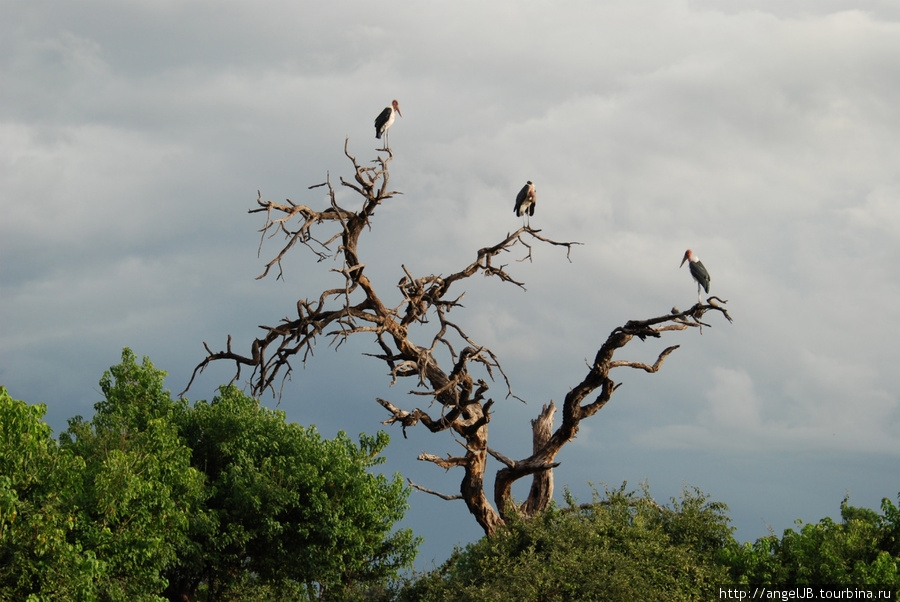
[2,0,900,569]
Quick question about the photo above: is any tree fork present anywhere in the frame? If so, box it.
[183,140,732,535]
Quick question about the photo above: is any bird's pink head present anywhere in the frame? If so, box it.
[680,249,693,267]
[392,100,402,117]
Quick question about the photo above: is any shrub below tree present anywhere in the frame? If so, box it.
[395,485,900,601]
[396,484,734,602]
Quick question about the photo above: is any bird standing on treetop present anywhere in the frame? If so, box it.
[680,249,711,304]
[374,100,401,149]
[514,181,536,227]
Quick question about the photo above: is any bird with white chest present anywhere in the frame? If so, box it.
[514,181,536,227]
[374,100,401,149]
[680,249,711,304]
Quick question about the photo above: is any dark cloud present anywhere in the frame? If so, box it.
[2,0,899,563]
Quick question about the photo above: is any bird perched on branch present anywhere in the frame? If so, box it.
[680,249,711,303]
[514,181,536,226]
[375,100,401,149]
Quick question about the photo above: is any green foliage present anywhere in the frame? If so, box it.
[0,349,418,602]
[400,486,900,601]
[60,349,205,601]
[0,387,99,601]
[398,483,734,602]
[1,349,418,601]
[8,348,900,600]
[723,494,900,592]
[170,384,419,600]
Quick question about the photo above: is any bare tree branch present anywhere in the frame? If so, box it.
[183,140,731,535]
[407,479,463,501]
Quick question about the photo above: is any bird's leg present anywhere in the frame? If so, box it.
[697,283,703,304]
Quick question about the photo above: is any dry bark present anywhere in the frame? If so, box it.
[183,141,731,535]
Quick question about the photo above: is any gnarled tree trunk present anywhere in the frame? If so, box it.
[183,141,731,535]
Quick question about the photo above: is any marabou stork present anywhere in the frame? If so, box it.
[514,181,536,226]
[374,100,401,149]
[680,249,711,303]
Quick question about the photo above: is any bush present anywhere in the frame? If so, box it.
[398,483,734,601]
[723,494,900,593]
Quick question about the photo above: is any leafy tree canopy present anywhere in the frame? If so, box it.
[0,349,418,601]
[722,493,900,591]
[4,349,899,600]
[60,350,205,601]
[170,383,419,600]
[0,387,97,601]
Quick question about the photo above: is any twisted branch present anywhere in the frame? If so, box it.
[182,140,731,536]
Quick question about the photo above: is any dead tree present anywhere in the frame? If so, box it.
[182,141,732,535]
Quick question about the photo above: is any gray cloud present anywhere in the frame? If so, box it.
[2,0,898,563]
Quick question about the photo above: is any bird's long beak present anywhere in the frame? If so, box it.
[396,107,402,117]
[680,253,689,267]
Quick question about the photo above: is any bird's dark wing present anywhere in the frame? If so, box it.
[690,260,711,293]
[514,184,528,216]
[374,107,391,137]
